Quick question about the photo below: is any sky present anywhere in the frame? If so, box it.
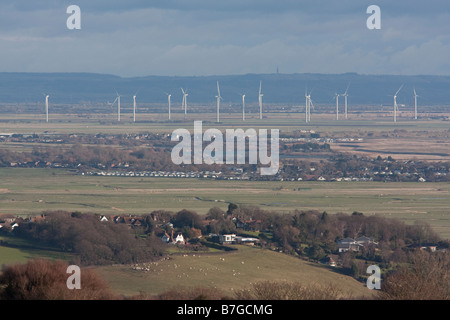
[0,0,449,77]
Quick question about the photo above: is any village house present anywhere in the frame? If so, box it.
[218,234,259,245]
[337,236,377,253]
[162,229,185,245]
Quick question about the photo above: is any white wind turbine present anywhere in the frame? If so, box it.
[111,90,121,121]
[393,84,403,123]
[258,81,263,120]
[216,81,222,123]
[181,88,188,120]
[242,94,246,121]
[44,94,50,123]
[413,88,419,120]
[308,95,315,122]
[334,93,340,120]
[133,93,137,122]
[165,93,172,121]
[305,89,312,123]
[342,84,350,119]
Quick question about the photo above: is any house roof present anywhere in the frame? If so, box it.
[356,236,374,242]
[338,237,355,244]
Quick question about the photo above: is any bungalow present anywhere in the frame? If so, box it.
[337,238,363,253]
[355,236,377,246]
[337,236,377,253]
[219,234,236,244]
[218,234,259,245]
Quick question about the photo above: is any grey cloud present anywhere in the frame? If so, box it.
[0,1,449,76]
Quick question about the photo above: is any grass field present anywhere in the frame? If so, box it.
[1,112,449,135]
[1,168,449,239]
[96,245,374,299]
[0,234,73,267]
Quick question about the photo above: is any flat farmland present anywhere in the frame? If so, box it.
[332,136,450,161]
[1,112,449,135]
[1,168,449,239]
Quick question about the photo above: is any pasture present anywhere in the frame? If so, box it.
[96,245,373,298]
[1,168,449,238]
[1,112,449,135]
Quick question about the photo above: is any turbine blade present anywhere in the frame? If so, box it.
[344,83,350,95]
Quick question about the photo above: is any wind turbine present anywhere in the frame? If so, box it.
[111,90,121,121]
[393,84,403,123]
[181,88,188,120]
[44,94,50,123]
[342,84,350,119]
[165,93,172,121]
[133,94,137,122]
[216,81,222,123]
[242,94,246,121]
[413,88,419,120]
[308,95,316,122]
[258,81,263,120]
[305,89,312,123]
[334,93,340,120]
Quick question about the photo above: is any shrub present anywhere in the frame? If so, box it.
[0,259,118,300]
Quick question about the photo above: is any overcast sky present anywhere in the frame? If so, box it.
[0,0,449,77]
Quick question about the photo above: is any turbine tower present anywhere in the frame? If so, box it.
[242,94,246,121]
[393,84,403,123]
[133,94,137,122]
[167,93,172,121]
[413,88,419,120]
[342,84,350,119]
[112,91,121,122]
[44,94,50,123]
[305,90,311,123]
[335,93,340,120]
[258,81,263,120]
[308,95,315,122]
[216,81,222,123]
[181,88,188,120]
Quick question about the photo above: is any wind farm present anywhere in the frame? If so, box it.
[1,72,448,126]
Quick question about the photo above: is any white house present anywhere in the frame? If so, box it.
[162,230,185,245]
[219,234,236,244]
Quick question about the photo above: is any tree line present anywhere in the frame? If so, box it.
[10,211,166,266]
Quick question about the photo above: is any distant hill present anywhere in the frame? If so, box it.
[0,72,449,106]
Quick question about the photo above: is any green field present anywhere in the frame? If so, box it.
[96,245,374,299]
[1,112,449,135]
[0,234,73,267]
[1,168,449,239]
